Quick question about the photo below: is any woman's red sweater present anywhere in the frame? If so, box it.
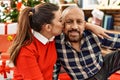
[13,37,57,80]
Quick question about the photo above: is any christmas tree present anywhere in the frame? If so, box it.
[0,0,49,23]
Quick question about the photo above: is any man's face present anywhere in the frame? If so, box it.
[63,8,85,42]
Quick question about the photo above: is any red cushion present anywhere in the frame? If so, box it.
[0,34,15,53]
[58,73,71,80]
[1,52,10,60]
[109,73,120,80]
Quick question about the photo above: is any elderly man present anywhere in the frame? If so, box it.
[54,6,120,80]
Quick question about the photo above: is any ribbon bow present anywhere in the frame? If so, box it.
[0,60,11,78]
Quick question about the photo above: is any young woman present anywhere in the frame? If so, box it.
[8,3,63,80]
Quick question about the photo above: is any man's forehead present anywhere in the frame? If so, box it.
[66,8,83,16]
[62,7,84,21]
[65,11,84,20]
[65,14,80,18]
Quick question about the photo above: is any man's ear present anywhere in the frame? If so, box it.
[83,21,86,27]
[44,24,52,32]
[84,21,86,24]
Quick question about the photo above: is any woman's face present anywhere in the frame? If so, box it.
[51,10,63,36]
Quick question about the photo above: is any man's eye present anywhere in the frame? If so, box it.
[77,21,81,24]
[66,20,73,24]
[77,20,84,24]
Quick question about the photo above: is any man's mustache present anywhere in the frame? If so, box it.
[68,29,80,33]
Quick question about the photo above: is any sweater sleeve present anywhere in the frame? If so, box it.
[15,47,44,80]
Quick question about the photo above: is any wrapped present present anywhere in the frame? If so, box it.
[0,23,5,35]
[0,23,17,53]
[0,23,16,80]
[7,23,17,34]
[0,60,14,80]
[0,23,17,35]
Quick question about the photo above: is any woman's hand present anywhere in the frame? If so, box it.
[85,23,111,39]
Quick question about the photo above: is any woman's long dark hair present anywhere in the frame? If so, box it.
[8,3,59,65]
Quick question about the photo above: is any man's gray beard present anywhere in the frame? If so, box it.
[65,35,81,43]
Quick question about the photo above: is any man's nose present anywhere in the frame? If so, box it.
[72,22,78,29]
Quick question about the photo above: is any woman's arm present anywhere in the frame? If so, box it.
[85,22,111,39]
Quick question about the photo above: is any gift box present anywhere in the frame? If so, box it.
[0,23,16,79]
[0,60,14,80]
[0,23,17,35]
[0,23,17,53]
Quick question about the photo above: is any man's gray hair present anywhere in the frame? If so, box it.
[61,6,84,20]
